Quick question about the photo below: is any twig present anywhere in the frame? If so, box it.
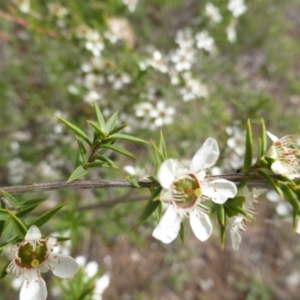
[0,173,274,197]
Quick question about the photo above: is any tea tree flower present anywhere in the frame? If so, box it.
[265,132,300,179]
[6,225,79,300]
[153,138,237,244]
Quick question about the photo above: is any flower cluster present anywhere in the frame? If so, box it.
[6,226,79,300]
[153,138,237,243]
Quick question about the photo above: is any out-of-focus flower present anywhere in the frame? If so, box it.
[175,28,194,49]
[230,187,266,250]
[13,0,30,14]
[150,101,175,127]
[85,31,105,57]
[180,73,208,101]
[171,48,196,72]
[48,3,68,19]
[6,225,79,300]
[205,3,222,24]
[195,31,215,53]
[153,138,237,243]
[84,90,102,105]
[122,0,139,12]
[228,0,247,18]
[267,190,291,216]
[265,132,300,179]
[105,17,136,49]
[226,20,237,43]
[108,73,131,90]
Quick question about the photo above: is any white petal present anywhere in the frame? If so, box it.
[203,179,237,204]
[271,160,288,176]
[94,273,110,296]
[189,210,212,241]
[49,255,79,278]
[20,279,47,300]
[85,261,99,278]
[265,145,278,159]
[190,138,220,172]
[25,225,42,241]
[158,159,177,189]
[152,205,181,244]
[230,230,242,251]
[267,131,279,142]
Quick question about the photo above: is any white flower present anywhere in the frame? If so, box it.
[265,132,300,179]
[150,101,176,127]
[195,31,215,53]
[205,3,222,24]
[108,73,131,90]
[152,138,237,244]
[226,20,237,43]
[230,187,266,250]
[122,0,139,12]
[171,48,196,72]
[228,0,247,18]
[85,31,105,57]
[6,225,79,300]
[175,28,194,49]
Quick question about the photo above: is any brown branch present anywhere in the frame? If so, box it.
[0,173,273,197]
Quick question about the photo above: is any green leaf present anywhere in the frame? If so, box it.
[109,124,128,135]
[134,188,161,229]
[257,169,283,197]
[215,204,225,226]
[0,261,10,279]
[1,190,19,208]
[107,133,148,144]
[125,175,140,188]
[0,208,8,221]
[241,119,253,173]
[159,131,167,160]
[220,221,226,250]
[179,222,184,244]
[101,144,137,159]
[278,182,300,215]
[56,115,91,145]
[28,202,66,228]
[67,165,89,182]
[18,197,47,208]
[224,196,245,217]
[260,118,267,156]
[93,102,106,129]
[87,121,106,138]
[224,201,249,218]
[16,204,39,218]
[7,211,27,238]
[105,111,119,132]
[76,136,88,164]
[150,140,165,173]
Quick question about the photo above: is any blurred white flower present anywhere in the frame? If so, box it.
[171,48,196,72]
[195,31,215,53]
[83,73,105,89]
[122,0,139,12]
[48,3,68,19]
[108,73,131,90]
[266,190,291,216]
[226,20,237,43]
[84,90,102,105]
[180,74,208,101]
[13,0,30,14]
[85,31,105,57]
[175,28,194,49]
[228,0,247,18]
[205,3,222,24]
[150,101,176,127]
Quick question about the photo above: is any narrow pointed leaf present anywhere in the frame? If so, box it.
[107,133,148,144]
[242,119,253,173]
[28,202,66,228]
[0,209,8,220]
[101,144,137,159]
[278,183,300,215]
[1,190,19,208]
[105,111,119,132]
[134,188,161,229]
[220,221,226,250]
[7,211,27,238]
[260,119,267,155]
[67,165,89,182]
[150,140,165,172]
[93,101,106,129]
[56,115,91,145]
[125,175,140,188]
[109,124,128,135]
[0,262,10,279]
[76,136,88,164]
[87,121,106,138]
[159,131,167,160]
[16,204,39,218]
[257,169,283,197]
[18,197,47,208]
[179,222,184,243]
[215,204,225,226]
[224,202,249,218]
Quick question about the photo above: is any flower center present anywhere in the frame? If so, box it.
[172,174,201,208]
[16,241,48,269]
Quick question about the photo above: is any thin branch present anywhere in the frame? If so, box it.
[0,173,274,197]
